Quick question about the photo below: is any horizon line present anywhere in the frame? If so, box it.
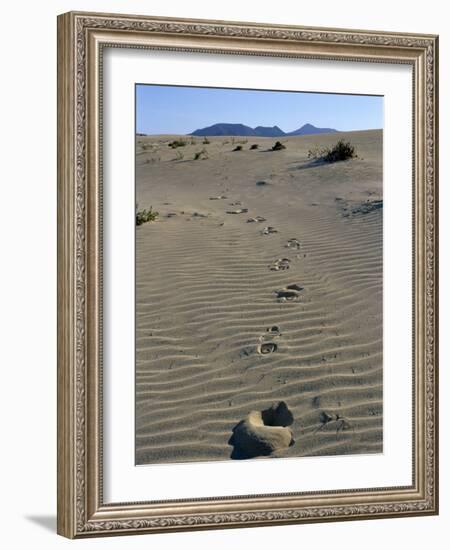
[136,127,383,136]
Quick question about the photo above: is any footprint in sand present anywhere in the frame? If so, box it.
[229,401,295,459]
[266,325,282,337]
[257,341,278,355]
[275,290,299,301]
[314,411,353,434]
[275,284,304,302]
[285,238,301,250]
[269,257,290,271]
[226,208,249,214]
[285,283,304,292]
[247,216,266,223]
[261,226,278,235]
[256,325,282,355]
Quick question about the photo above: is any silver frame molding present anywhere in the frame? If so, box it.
[57,11,439,538]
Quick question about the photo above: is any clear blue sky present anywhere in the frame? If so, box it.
[136,84,383,135]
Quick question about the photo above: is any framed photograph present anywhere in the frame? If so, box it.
[57,11,439,538]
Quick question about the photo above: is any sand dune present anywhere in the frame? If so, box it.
[135,130,383,464]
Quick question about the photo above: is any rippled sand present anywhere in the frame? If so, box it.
[135,130,383,465]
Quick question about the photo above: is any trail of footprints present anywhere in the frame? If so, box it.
[166,192,306,358]
[257,326,282,355]
[221,193,305,357]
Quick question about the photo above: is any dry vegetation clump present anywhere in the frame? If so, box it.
[250,144,259,150]
[136,206,159,226]
[308,140,357,163]
[194,148,209,160]
[271,141,286,151]
[168,139,187,149]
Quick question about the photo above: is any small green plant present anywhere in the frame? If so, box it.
[308,140,357,163]
[173,150,184,161]
[232,145,243,152]
[250,144,259,150]
[202,137,210,144]
[271,141,286,151]
[193,148,209,160]
[168,139,187,149]
[136,206,159,226]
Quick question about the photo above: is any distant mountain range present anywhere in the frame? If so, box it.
[189,122,337,137]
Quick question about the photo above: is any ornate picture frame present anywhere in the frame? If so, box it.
[57,11,438,538]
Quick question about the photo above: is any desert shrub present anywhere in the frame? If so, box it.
[308,140,357,163]
[324,140,356,162]
[202,137,210,144]
[194,148,209,160]
[307,146,324,160]
[250,144,259,150]
[233,145,243,152]
[173,150,184,161]
[271,141,286,151]
[168,139,187,149]
[136,206,159,226]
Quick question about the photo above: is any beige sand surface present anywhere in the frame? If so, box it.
[135,130,383,464]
